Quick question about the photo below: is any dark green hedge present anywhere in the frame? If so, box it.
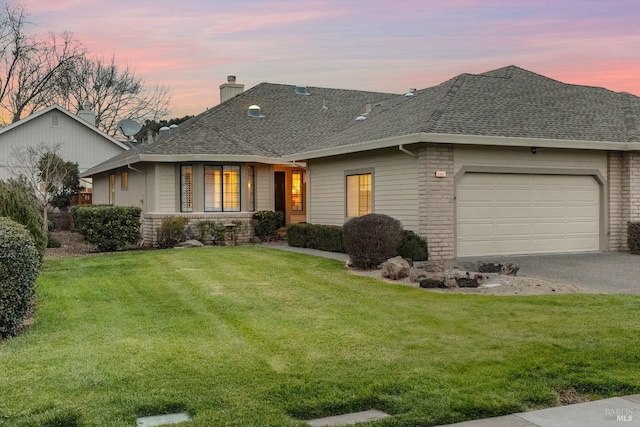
[0,217,40,338]
[287,223,345,252]
[343,214,404,269]
[72,205,141,252]
[0,179,47,259]
[628,222,640,255]
[251,211,283,242]
[397,230,429,261]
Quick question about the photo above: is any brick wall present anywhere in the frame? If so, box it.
[608,152,626,250]
[418,143,455,260]
[142,213,255,247]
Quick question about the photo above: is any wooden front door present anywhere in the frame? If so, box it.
[274,171,286,227]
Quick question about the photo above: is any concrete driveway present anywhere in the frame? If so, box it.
[458,252,640,295]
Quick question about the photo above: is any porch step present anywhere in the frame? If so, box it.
[276,226,287,239]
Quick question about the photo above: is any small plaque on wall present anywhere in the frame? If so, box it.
[435,171,447,178]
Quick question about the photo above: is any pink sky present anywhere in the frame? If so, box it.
[25,0,640,118]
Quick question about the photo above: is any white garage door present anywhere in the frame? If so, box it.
[457,173,600,257]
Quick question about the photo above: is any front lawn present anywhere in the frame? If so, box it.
[1,247,639,426]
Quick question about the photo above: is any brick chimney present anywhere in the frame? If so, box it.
[219,75,244,103]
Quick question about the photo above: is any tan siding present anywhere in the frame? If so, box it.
[454,145,607,175]
[255,164,272,211]
[308,147,419,230]
[113,167,146,210]
[158,164,176,213]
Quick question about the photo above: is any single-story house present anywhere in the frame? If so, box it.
[82,66,640,259]
[0,103,129,200]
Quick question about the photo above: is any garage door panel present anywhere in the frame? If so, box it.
[457,173,600,256]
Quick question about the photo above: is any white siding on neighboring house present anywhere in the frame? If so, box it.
[0,109,125,180]
[308,147,419,231]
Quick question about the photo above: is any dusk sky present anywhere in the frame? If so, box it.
[27,0,640,118]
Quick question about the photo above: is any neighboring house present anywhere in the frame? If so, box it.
[0,104,129,200]
[82,66,640,260]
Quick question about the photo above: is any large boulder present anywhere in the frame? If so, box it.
[176,239,204,248]
[410,261,445,282]
[444,269,487,288]
[380,256,411,280]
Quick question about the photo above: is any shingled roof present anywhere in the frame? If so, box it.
[83,65,640,176]
[299,65,640,155]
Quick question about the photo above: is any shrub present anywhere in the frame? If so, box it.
[156,217,189,249]
[251,210,283,242]
[0,178,47,259]
[287,223,345,252]
[397,230,429,261]
[628,222,640,255]
[46,232,62,248]
[195,221,227,245]
[72,205,141,252]
[0,217,41,338]
[343,213,403,269]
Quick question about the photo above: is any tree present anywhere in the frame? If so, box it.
[2,143,79,231]
[134,115,193,143]
[0,4,84,125]
[55,55,172,136]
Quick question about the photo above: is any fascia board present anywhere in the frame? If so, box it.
[284,133,631,160]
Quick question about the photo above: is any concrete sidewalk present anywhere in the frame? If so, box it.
[435,394,640,426]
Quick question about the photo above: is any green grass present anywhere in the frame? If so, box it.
[1,247,640,426]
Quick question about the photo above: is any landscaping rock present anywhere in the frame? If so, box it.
[176,239,204,248]
[419,278,447,288]
[409,261,446,283]
[381,256,411,280]
[477,261,519,276]
[444,269,487,288]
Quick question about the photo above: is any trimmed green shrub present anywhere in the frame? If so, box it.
[0,178,47,259]
[72,205,141,252]
[397,230,429,261]
[251,210,283,242]
[0,217,41,338]
[287,223,345,252]
[196,221,227,245]
[343,213,404,269]
[628,222,640,255]
[156,217,189,249]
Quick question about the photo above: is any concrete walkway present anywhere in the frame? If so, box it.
[435,394,640,427]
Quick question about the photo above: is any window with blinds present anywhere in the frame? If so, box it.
[204,165,240,212]
[180,165,193,212]
[346,173,372,217]
[292,171,303,211]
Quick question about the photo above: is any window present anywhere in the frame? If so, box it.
[180,165,193,212]
[50,114,59,127]
[346,173,372,217]
[292,171,303,211]
[247,166,255,212]
[204,165,240,212]
[121,171,128,189]
[109,174,115,205]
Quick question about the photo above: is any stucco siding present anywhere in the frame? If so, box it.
[454,145,607,175]
[92,172,110,205]
[308,147,419,230]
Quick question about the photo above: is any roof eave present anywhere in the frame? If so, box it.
[80,153,291,177]
[283,133,632,160]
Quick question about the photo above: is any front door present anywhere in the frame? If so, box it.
[274,171,286,227]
